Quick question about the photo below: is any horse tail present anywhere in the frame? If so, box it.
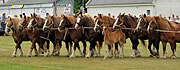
[140,39,146,48]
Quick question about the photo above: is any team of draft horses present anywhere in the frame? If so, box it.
[5,12,180,59]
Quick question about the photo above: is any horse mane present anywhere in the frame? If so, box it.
[66,16,76,24]
[102,16,115,26]
[82,14,95,24]
[158,17,179,30]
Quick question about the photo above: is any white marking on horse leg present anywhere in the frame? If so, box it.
[97,45,102,56]
[119,44,124,58]
[130,49,136,58]
[70,46,75,58]
[136,49,141,57]
[104,44,109,59]
[86,50,92,58]
[27,48,33,57]
[78,48,84,56]
[12,50,17,57]
[19,49,23,57]
[93,48,98,57]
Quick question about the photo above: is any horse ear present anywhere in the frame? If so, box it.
[31,14,33,17]
[99,14,103,19]
[144,14,146,17]
[23,13,26,19]
[119,13,121,16]
[33,13,36,18]
[122,13,125,17]
[10,18,12,21]
[20,14,22,18]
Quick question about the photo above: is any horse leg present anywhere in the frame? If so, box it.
[70,42,77,58]
[104,43,109,59]
[19,45,23,57]
[44,40,50,57]
[12,41,21,57]
[65,41,70,57]
[148,40,154,57]
[86,41,95,58]
[82,40,87,56]
[27,40,36,57]
[57,40,62,56]
[97,41,103,56]
[169,41,176,58]
[110,44,114,58]
[69,41,73,55]
[174,42,177,57]
[154,40,160,58]
[51,39,57,56]
[77,42,84,57]
[161,41,167,58]
[119,42,124,58]
[114,43,119,58]
[130,39,139,57]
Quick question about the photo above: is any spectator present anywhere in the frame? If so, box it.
[168,16,172,21]
[0,13,7,31]
[45,13,50,18]
[108,13,111,18]
[159,14,162,17]
[112,15,115,19]
[171,14,176,22]
[14,15,18,17]
[176,15,180,23]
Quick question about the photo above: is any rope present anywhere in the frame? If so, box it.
[63,28,68,40]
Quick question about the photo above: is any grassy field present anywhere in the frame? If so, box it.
[0,36,180,70]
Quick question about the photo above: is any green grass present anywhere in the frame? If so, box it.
[0,36,180,70]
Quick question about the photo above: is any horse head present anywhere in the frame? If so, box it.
[147,16,159,33]
[5,17,14,34]
[113,13,125,29]
[27,13,38,30]
[59,14,73,31]
[102,24,111,35]
[18,13,31,32]
[43,16,54,31]
[94,14,104,32]
[27,13,45,30]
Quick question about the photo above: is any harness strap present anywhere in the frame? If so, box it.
[63,28,68,40]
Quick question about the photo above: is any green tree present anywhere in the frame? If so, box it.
[74,0,89,14]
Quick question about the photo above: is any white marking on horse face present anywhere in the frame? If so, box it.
[113,18,119,28]
[94,20,99,31]
[5,22,9,33]
[59,19,64,26]
[77,18,81,23]
[147,20,152,32]
[75,23,79,29]
[43,19,48,30]
[27,19,34,28]
[136,18,142,29]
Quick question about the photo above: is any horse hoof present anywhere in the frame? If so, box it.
[160,56,166,59]
[20,54,23,57]
[149,55,153,57]
[69,55,75,58]
[11,55,16,57]
[119,56,124,58]
[103,57,107,60]
[27,55,32,57]
[171,56,176,59]
[136,55,141,57]
[130,55,135,58]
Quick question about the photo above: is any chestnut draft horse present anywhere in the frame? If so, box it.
[94,14,125,57]
[102,24,126,59]
[75,14,104,58]
[27,14,51,57]
[138,14,160,57]
[5,14,43,57]
[113,13,146,57]
[43,16,72,56]
[148,16,179,58]
[59,14,87,58]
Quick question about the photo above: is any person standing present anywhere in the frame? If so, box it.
[0,13,7,31]
[171,14,176,22]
